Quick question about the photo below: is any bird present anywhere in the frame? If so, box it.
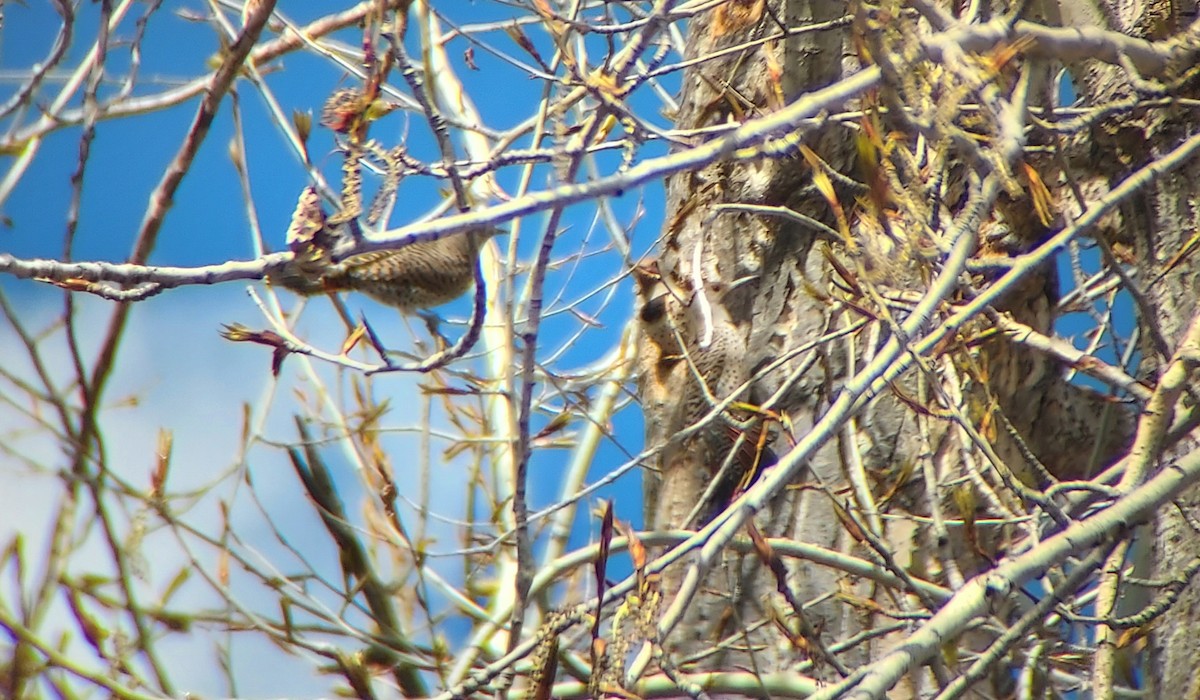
[632,260,687,357]
[270,226,501,314]
[634,261,776,527]
[634,260,687,528]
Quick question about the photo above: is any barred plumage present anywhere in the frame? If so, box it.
[271,227,500,313]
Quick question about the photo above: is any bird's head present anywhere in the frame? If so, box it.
[466,225,506,250]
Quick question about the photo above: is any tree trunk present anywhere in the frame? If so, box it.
[1045,0,1200,695]
[635,0,1200,693]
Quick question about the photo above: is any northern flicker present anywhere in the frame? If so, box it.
[271,227,500,313]
[633,260,689,354]
[635,261,775,527]
[270,185,500,313]
[680,283,777,526]
[634,262,747,400]
[681,281,747,424]
[635,261,689,528]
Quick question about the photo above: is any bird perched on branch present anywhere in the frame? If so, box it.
[272,229,500,313]
[269,186,501,313]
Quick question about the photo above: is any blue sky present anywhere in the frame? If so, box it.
[0,2,677,696]
[0,3,1142,697]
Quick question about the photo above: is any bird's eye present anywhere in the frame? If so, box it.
[640,296,667,324]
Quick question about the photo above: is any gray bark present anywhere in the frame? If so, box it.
[1045,0,1200,695]
[634,0,1200,693]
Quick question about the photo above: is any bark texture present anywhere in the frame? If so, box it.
[1046,1,1200,695]
[633,0,1200,693]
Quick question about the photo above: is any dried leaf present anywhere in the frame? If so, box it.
[292,109,312,147]
[217,546,230,588]
[227,136,245,173]
[820,243,862,297]
[952,484,991,561]
[161,567,191,606]
[66,589,109,650]
[763,39,785,110]
[340,324,368,355]
[1022,161,1055,227]
[1160,229,1200,276]
[219,324,293,375]
[876,458,918,506]
[593,501,614,639]
[419,385,477,396]
[505,22,547,71]
[712,0,765,38]
[150,428,173,499]
[982,34,1035,75]
[829,498,865,543]
[592,113,618,144]
[533,410,572,441]
[614,518,647,573]
[801,145,853,249]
